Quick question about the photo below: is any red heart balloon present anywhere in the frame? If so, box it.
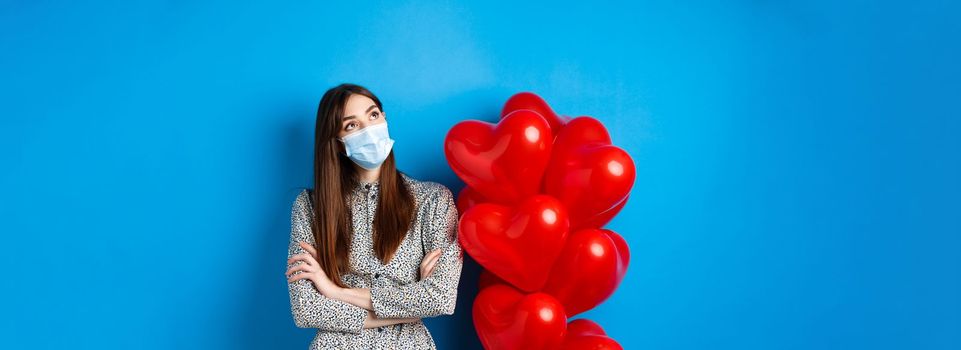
[577,195,629,230]
[500,91,571,134]
[473,283,568,350]
[559,319,623,350]
[459,194,570,292]
[456,186,487,214]
[478,268,507,291]
[543,228,630,316]
[565,318,605,336]
[445,109,553,204]
[544,116,635,230]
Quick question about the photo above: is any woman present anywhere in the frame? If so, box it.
[285,83,463,349]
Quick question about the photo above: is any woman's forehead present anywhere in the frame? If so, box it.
[343,94,378,118]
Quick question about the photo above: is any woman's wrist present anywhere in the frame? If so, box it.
[362,309,422,328]
[329,287,374,310]
[328,285,347,301]
[313,277,344,300]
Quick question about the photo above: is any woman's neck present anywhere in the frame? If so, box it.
[356,165,381,184]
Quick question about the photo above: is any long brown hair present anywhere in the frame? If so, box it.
[309,83,416,288]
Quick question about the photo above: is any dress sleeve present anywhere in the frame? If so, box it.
[287,190,368,334]
[369,185,464,319]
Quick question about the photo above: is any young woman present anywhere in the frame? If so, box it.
[285,83,463,349]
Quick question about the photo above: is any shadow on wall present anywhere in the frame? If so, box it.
[233,100,317,349]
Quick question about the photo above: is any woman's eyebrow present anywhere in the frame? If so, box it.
[344,104,378,120]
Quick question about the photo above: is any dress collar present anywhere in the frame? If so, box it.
[352,172,412,193]
[354,179,379,193]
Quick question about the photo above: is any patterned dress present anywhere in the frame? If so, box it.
[287,172,463,350]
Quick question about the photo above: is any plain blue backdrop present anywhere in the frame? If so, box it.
[2,1,959,349]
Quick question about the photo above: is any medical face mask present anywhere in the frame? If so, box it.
[338,122,395,170]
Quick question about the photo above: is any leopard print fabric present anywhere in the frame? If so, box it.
[287,172,463,349]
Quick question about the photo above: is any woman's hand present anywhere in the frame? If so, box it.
[419,248,443,281]
[286,241,343,298]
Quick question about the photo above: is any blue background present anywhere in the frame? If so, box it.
[2,1,959,349]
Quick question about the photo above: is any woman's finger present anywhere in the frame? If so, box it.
[420,259,432,276]
[424,252,442,274]
[299,241,318,256]
[428,249,443,265]
[287,253,308,264]
[423,259,438,278]
[288,272,311,283]
[423,249,442,264]
[287,253,313,265]
[286,263,313,276]
[420,251,440,272]
[420,250,438,268]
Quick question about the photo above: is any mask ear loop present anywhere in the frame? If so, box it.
[335,136,349,157]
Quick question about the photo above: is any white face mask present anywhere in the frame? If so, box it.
[338,122,395,170]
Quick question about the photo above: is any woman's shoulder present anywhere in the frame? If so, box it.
[401,172,452,199]
[293,188,311,211]
[296,188,310,200]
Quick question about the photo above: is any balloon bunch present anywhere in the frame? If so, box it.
[444,92,635,350]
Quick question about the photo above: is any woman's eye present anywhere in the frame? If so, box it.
[370,112,380,119]
[345,122,356,131]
